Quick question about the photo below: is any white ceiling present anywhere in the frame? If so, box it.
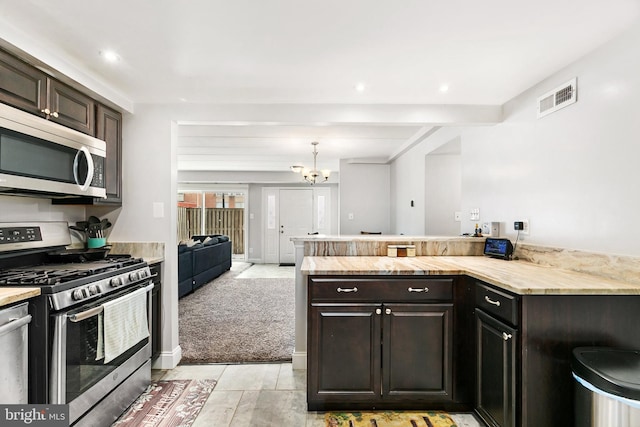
[1,0,638,173]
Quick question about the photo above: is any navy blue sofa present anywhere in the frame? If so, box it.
[178,235,232,298]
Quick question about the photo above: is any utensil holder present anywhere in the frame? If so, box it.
[87,237,106,249]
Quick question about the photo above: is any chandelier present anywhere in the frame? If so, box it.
[290,141,331,185]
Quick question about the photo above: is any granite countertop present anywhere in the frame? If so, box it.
[301,256,640,295]
[0,288,40,307]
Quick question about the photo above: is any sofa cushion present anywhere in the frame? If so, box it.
[203,236,219,245]
[216,235,230,242]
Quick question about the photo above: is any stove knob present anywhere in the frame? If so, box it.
[88,285,100,295]
[72,289,85,301]
[110,277,122,287]
[129,271,139,281]
[139,270,148,278]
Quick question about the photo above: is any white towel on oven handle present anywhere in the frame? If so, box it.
[101,285,151,363]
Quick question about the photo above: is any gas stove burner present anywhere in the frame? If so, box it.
[0,269,91,286]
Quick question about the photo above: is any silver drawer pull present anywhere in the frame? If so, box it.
[337,287,358,293]
[408,287,429,293]
[503,332,512,341]
[385,308,392,315]
[485,296,501,306]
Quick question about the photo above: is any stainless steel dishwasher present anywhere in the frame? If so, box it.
[0,302,31,404]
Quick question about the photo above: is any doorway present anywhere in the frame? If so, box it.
[263,186,333,264]
[279,189,313,265]
[177,190,246,258]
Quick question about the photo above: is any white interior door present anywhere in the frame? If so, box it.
[279,189,313,264]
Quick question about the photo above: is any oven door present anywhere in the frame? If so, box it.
[49,281,153,425]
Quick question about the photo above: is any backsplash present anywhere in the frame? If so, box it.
[515,243,640,285]
[110,242,165,263]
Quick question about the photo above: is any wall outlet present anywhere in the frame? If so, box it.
[454,211,462,222]
[348,213,354,220]
[514,220,530,235]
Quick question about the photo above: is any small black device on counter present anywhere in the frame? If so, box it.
[483,238,514,260]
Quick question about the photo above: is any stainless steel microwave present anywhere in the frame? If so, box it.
[0,103,106,199]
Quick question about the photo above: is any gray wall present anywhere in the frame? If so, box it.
[339,160,390,234]
[392,20,640,256]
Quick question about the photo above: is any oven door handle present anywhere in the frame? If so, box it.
[68,306,103,323]
[67,283,154,323]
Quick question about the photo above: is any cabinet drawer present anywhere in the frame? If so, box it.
[309,277,453,302]
[475,282,519,326]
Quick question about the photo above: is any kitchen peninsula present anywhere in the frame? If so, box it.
[293,235,640,427]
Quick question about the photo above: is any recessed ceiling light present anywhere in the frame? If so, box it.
[439,84,449,93]
[100,50,120,63]
[354,82,366,92]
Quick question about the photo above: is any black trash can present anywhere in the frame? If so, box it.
[572,347,640,426]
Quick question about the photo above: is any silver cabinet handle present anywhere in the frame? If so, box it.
[52,111,59,118]
[376,309,381,315]
[485,296,501,306]
[408,287,429,293]
[337,287,358,293]
[503,332,512,341]
[385,308,391,315]
[41,108,51,115]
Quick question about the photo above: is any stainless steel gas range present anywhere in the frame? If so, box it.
[0,222,154,426]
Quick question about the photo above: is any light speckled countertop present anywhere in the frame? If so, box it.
[0,288,40,307]
[301,256,640,295]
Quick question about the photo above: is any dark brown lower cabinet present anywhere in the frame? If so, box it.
[307,276,455,410]
[475,309,516,427]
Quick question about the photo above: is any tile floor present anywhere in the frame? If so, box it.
[152,363,484,427]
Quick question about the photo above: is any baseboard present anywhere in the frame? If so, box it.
[152,345,182,370]
[292,351,307,370]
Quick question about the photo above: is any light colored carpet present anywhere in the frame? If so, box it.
[179,262,295,364]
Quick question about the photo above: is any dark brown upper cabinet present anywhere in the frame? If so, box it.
[0,49,95,135]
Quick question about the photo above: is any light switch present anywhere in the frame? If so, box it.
[153,202,164,218]
[348,213,354,220]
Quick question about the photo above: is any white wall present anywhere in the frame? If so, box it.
[393,19,640,256]
[425,150,461,236]
[339,160,390,234]
[391,127,472,235]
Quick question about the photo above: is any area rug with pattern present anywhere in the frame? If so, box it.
[325,411,458,427]
[112,379,216,427]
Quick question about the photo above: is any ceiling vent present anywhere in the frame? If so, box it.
[537,77,577,118]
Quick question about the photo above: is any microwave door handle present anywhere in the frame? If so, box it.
[73,146,95,191]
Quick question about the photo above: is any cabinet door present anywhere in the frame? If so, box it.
[48,79,95,135]
[96,104,122,204]
[307,304,381,408]
[0,49,47,114]
[476,309,517,427]
[382,303,453,401]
